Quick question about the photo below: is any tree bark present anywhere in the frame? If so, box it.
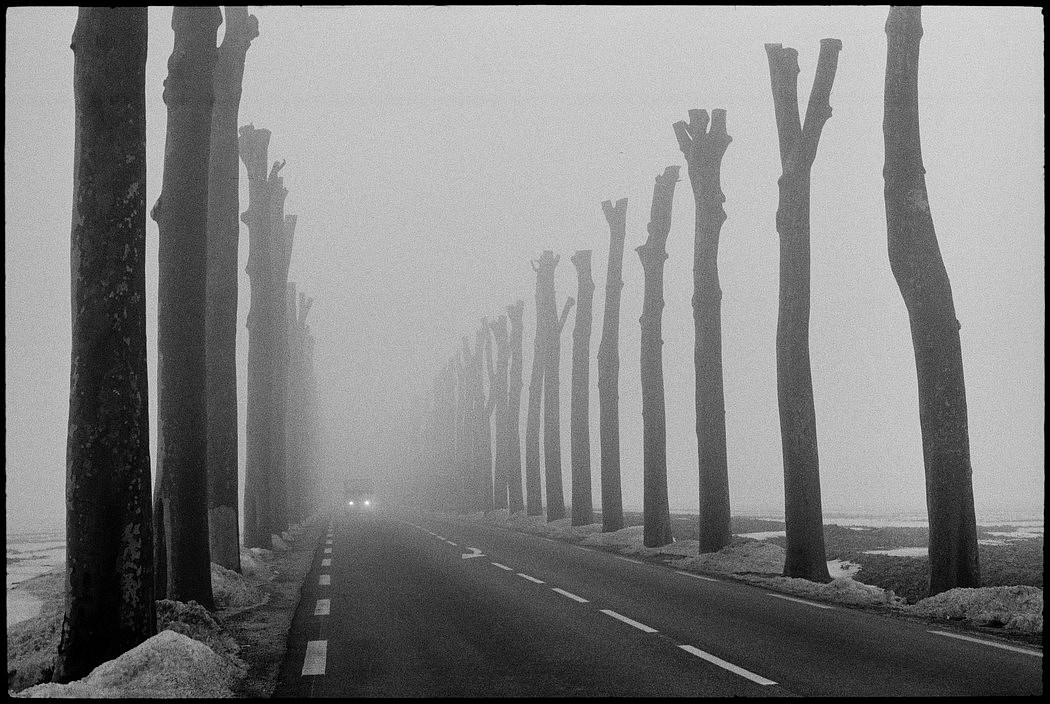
[637,166,680,548]
[674,108,733,553]
[505,300,526,513]
[55,8,155,683]
[598,198,627,532]
[268,185,295,539]
[569,250,595,526]
[238,123,274,548]
[541,251,575,522]
[152,5,221,608]
[884,6,979,595]
[474,320,495,512]
[206,5,257,573]
[524,260,547,516]
[765,38,841,582]
[490,316,510,510]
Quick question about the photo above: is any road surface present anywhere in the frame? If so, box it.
[273,510,1042,697]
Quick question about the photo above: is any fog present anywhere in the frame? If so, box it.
[5,6,1044,533]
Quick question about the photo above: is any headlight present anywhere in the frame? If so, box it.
[348,501,354,506]
[364,500,371,506]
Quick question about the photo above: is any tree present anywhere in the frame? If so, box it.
[569,249,595,526]
[238,123,274,549]
[474,320,495,512]
[637,166,680,548]
[284,284,311,525]
[524,259,547,516]
[206,5,257,573]
[505,300,526,513]
[765,38,841,581]
[268,176,295,538]
[598,198,628,532]
[674,108,733,553]
[490,315,511,509]
[539,251,575,521]
[55,7,155,684]
[152,5,221,608]
[884,6,979,595]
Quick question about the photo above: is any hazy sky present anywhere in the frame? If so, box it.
[5,6,1044,533]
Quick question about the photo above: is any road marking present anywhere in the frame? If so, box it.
[447,541,457,546]
[325,539,332,545]
[676,570,719,582]
[313,598,330,616]
[929,630,1044,657]
[321,558,331,567]
[768,593,834,610]
[461,547,486,559]
[490,562,513,571]
[436,535,447,541]
[600,609,657,633]
[323,547,332,554]
[552,587,589,603]
[614,555,644,565]
[517,573,545,584]
[678,645,777,685]
[319,574,330,586]
[301,640,328,675]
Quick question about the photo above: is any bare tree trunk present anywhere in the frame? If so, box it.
[765,38,841,582]
[524,263,546,516]
[238,124,274,549]
[268,182,295,539]
[456,343,474,512]
[505,300,526,513]
[206,6,257,572]
[55,8,155,683]
[674,108,733,553]
[637,166,680,548]
[884,6,979,595]
[491,316,510,510]
[152,6,220,608]
[540,251,575,522]
[570,250,595,526]
[598,198,627,532]
[475,321,495,512]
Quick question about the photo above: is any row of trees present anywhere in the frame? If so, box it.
[415,6,978,598]
[57,7,324,683]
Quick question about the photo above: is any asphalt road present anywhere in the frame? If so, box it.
[273,510,1043,697]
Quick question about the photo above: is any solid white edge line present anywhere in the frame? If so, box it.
[600,609,658,633]
[318,574,330,586]
[552,587,589,603]
[928,630,1044,657]
[517,573,545,584]
[678,645,777,685]
[614,555,643,565]
[301,640,328,675]
[768,593,834,610]
[313,598,330,616]
[435,535,447,541]
[490,562,514,571]
[447,541,458,546]
[676,570,718,582]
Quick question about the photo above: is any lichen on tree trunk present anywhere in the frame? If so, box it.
[55,7,155,684]
[883,6,979,596]
[598,198,627,533]
[637,167,680,548]
[569,250,595,526]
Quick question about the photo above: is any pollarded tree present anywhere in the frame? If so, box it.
[206,5,257,572]
[598,198,628,532]
[524,259,547,516]
[238,123,274,549]
[673,108,733,553]
[55,7,155,684]
[540,250,576,522]
[765,38,841,582]
[569,249,595,526]
[884,6,978,595]
[269,178,295,538]
[505,300,526,513]
[152,5,221,608]
[637,166,680,548]
[490,315,511,509]
[474,320,495,512]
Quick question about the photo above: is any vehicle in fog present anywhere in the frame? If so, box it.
[344,476,376,514]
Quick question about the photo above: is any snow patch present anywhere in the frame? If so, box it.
[905,585,1043,633]
[211,562,266,610]
[739,575,904,607]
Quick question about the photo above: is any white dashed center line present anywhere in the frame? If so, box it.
[678,645,777,685]
[321,558,331,567]
[301,640,328,675]
[929,630,1044,656]
[768,593,833,609]
[517,573,545,584]
[552,587,589,603]
[676,570,719,582]
[490,562,513,571]
[447,541,457,546]
[313,598,330,616]
[600,609,658,633]
[319,574,331,586]
[323,547,332,554]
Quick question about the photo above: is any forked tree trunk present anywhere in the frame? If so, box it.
[505,300,526,513]
[152,6,221,608]
[569,250,595,526]
[524,262,547,516]
[598,198,627,532]
[765,38,841,582]
[490,316,510,510]
[884,6,979,595]
[540,251,575,522]
[206,5,257,572]
[238,123,274,549]
[637,166,680,548]
[55,8,155,683]
[674,108,733,553]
